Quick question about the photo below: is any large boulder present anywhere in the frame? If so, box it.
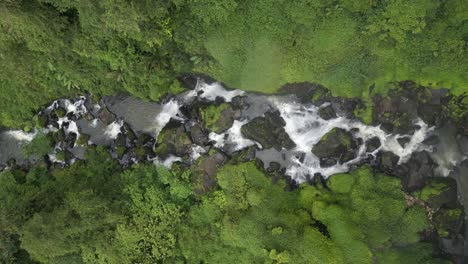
[155,124,192,159]
[312,128,359,167]
[241,111,295,150]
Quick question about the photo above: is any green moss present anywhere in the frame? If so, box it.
[413,180,451,202]
[200,103,230,132]
[76,134,90,146]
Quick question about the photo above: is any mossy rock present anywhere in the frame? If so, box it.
[54,107,67,118]
[115,146,127,158]
[76,133,90,145]
[200,103,236,133]
[312,128,358,166]
[433,208,463,238]
[241,111,295,150]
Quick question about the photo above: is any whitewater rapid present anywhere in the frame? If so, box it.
[0,79,463,183]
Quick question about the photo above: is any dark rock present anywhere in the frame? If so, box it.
[377,151,400,174]
[115,133,126,147]
[231,96,249,110]
[155,125,192,159]
[190,123,210,146]
[65,132,77,148]
[312,128,359,166]
[310,173,327,188]
[366,137,381,153]
[397,137,411,148]
[137,133,154,147]
[440,237,464,256]
[426,178,459,210]
[459,135,468,154]
[318,105,336,120]
[54,107,66,118]
[98,107,116,125]
[423,134,440,146]
[241,111,295,150]
[279,82,330,104]
[418,104,445,127]
[399,151,436,191]
[122,123,136,142]
[267,162,281,172]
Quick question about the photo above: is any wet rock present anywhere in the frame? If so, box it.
[241,111,295,150]
[155,125,192,159]
[397,137,411,148]
[267,161,281,172]
[377,151,400,174]
[318,105,336,120]
[54,107,66,118]
[417,177,459,210]
[200,103,237,133]
[459,135,468,154]
[231,96,249,110]
[65,132,77,148]
[122,123,136,142]
[329,98,360,119]
[365,137,381,152]
[423,134,440,146]
[440,237,464,256]
[312,128,359,166]
[190,123,210,146]
[98,107,116,125]
[372,95,418,134]
[137,133,154,147]
[115,133,126,147]
[418,104,445,127]
[279,82,330,104]
[399,151,436,191]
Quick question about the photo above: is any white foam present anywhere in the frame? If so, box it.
[209,120,259,152]
[154,100,182,136]
[104,121,122,139]
[185,80,245,102]
[5,130,36,142]
[153,155,182,168]
[190,145,206,161]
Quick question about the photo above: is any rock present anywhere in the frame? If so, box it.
[423,134,440,146]
[440,237,464,256]
[397,137,411,148]
[155,124,192,159]
[65,132,78,148]
[137,133,154,147]
[279,82,330,104]
[190,123,210,146]
[200,103,237,133]
[231,96,249,110]
[192,151,227,194]
[365,137,381,152]
[377,151,400,174]
[115,133,126,147]
[399,151,436,191]
[98,107,116,125]
[318,105,336,120]
[312,128,359,167]
[241,111,296,151]
[54,107,66,118]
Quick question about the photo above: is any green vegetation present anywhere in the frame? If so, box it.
[0,0,466,128]
[0,155,449,263]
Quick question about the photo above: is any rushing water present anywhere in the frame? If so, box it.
[0,79,465,183]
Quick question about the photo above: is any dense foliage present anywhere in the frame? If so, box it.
[0,146,449,263]
[0,0,466,128]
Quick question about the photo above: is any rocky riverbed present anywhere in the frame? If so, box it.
[0,76,467,260]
